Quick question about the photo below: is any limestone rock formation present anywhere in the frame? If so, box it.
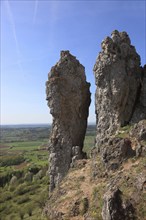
[46,51,91,191]
[130,119,146,141]
[94,30,143,148]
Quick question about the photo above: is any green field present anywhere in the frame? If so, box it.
[0,125,95,220]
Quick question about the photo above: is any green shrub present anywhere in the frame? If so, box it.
[0,214,6,220]
[0,155,25,167]
[15,182,40,196]
[19,210,25,220]
[80,197,89,215]
[35,189,48,209]
[0,191,12,203]
[12,170,24,179]
[26,204,33,216]
[15,183,31,195]
[8,213,18,220]
[9,185,15,192]
[0,203,7,212]
[17,195,30,204]
[0,172,12,187]
[39,175,49,185]
[0,170,24,187]
[28,165,40,174]
[24,171,33,182]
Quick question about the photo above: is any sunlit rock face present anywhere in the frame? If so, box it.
[46,51,91,191]
[94,30,143,148]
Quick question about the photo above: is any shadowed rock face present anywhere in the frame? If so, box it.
[102,187,136,220]
[131,65,146,123]
[94,30,142,148]
[101,137,136,171]
[46,51,91,191]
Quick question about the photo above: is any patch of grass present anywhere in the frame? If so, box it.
[84,135,95,155]
[89,184,105,219]
[5,141,43,151]
[116,124,132,139]
[120,125,132,131]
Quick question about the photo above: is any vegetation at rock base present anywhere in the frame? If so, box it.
[0,125,95,220]
[44,154,146,220]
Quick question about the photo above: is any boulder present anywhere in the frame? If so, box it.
[130,120,146,141]
[135,172,146,191]
[101,137,135,170]
[102,186,135,220]
[130,120,146,156]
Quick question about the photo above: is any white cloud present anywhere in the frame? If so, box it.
[33,0,39,24]
[4,0,23,72]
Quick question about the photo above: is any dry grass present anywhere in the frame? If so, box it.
[45,152,146,220]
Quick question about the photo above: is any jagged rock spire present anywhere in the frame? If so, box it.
[94,30,143,148]
[46,51,91,191]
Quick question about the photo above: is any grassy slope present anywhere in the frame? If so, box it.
[44,125,146,220]
[45,156,146,220]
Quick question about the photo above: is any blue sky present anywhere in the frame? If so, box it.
[1,0,146,125]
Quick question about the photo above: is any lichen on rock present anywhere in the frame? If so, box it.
[46,50,91,191]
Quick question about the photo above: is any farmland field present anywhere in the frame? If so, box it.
[0,124,95,220]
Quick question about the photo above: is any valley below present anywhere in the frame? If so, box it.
[0,124,95,220]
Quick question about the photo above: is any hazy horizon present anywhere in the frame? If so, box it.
[0,122,96,128]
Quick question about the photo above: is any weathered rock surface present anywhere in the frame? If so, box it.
[130,119,146,141]
[135,172,146,191]
[94,30,143,148]
[102,186,136,220]
[46,51,91,191]
[130,120,146,156]
[102,137,135,170]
